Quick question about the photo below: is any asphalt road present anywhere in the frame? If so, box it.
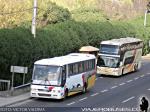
[7,59,150,112]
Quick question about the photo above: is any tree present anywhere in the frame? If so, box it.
[38,2,71,26]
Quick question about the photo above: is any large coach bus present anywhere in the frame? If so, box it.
[97,37,143,76]
[30,53,96,99]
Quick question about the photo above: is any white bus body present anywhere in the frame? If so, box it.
[97,37,143,76]
[31,53,96,99]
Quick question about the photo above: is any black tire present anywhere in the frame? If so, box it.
[134,64,138,72]
[63,90,68,100]
[82,83,87,93]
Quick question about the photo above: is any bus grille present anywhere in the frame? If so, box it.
[38,93,51,97]
[38,89,51,92]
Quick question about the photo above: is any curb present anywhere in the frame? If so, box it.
[142,54,150,59]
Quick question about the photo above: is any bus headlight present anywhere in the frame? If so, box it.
[53,90,61,93]
[31,88,37,91]
[58,90,61,93]
[113,69,118,72]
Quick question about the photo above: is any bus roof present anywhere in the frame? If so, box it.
[34,53,96,66]
[101,37,142,46]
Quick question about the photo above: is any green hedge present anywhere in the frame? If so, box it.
[0,20,147,84]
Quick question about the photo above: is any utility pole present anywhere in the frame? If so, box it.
[32,0,37,38]
[144,1,150,27]
[144,10,147,27]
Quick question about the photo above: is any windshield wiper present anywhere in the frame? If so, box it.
[38,77,51,86]
[44,77,51,86]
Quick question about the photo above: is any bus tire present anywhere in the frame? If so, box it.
[63,89,68,100]
[82,83,87,93]
[134,64,138,72]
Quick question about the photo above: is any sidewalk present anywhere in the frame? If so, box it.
[0,92,30,107]
[142,54,150,59]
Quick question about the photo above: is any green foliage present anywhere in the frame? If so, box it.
[71,8,107,22]
[125,15,150,55]
[0,20,136,82]
[40,2,71,26]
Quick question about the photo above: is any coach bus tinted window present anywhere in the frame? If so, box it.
[97,56,120,68]
[100,44,119,55]
[124,56,135,65]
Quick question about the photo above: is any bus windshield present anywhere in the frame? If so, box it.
[33,65,61,83]
[97,56,120,68]
[100,44,119,55]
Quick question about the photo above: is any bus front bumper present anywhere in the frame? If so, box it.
[30,91,64,99]
[97,67,121,76]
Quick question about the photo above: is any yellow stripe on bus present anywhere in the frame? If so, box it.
[68,91,80,96]
[87,74,96,89]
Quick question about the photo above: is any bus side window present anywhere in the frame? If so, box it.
[89,60,91,70]
[68,64,73,76]
[79,62,83,73]
[73,63,78,74]
[89,60,93,70]
[84,61,88,71]
[124,56,134,65]
[92,59,95,69]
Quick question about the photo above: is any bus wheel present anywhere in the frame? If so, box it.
[134,64,138,72]
[63,90,68,100]
[82,83,87,93]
